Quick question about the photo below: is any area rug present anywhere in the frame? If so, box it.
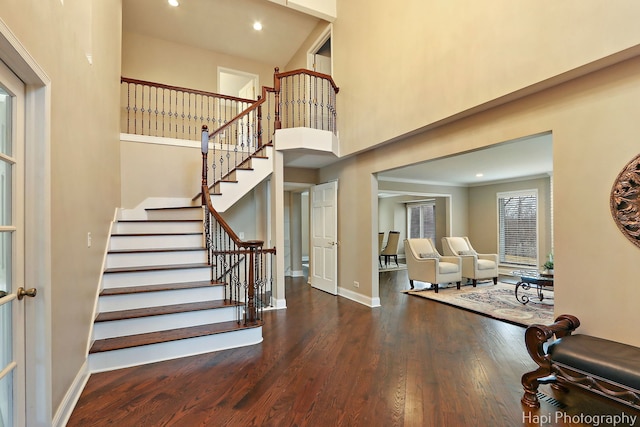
[407,282,554,327]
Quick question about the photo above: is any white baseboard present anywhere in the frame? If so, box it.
[289,270,305,277]
[271,297,287,309]
[338,287,381,308]
[52,360,90,427]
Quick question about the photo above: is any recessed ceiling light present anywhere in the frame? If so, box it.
[168,0,179,7]
[253,22,263,31]
[476,173,484,177]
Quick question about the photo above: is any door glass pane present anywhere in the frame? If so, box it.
[0,58,20,427]
[0,161,11,227]
[0,231,11,297]
[0,369,13,427]
[0,88,10,156]
[0,300,12,371]
[0,232,10,295]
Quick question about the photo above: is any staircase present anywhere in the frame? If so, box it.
[198,144,273,213]
[88,205,263,373]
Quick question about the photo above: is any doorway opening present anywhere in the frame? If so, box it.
[217,67,259,100]
[307,25,332,75]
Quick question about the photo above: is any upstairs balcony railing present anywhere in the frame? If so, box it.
[120,77,255,141]
[121,68,339,143]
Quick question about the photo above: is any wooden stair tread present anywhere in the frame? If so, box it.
[116,219,202,223]
[100,281,224,296]
[104,263,210,274]
[145,206,201,211]
[89,320,262,353]
[95,300,239,322]
[108,247,205,255]
[111,232,203,237]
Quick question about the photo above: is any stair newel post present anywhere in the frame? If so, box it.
[274,67,281,131]
[201,126,212,267]
[247,245,257,324]
[243,240,263,325]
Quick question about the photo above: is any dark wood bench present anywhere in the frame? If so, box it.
[521,314,640,410]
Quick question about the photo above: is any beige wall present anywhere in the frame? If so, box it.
[321,56,640,347]
[286,21,332,71]
[221,190,259,241]
[122,31,279,94]
[120,141,202,208]
[0,0,123,415]
[379,180,469,238]
[332,0,640,157]
[378,194,451,256]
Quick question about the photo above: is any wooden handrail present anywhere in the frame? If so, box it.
[202,183,262,249]
[206,88,272,140]
[121,77,256,104]
[275,68,340,94]
[204,68,338,141]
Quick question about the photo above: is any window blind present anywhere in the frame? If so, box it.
[407,203,435,240]
[497,191,538,266]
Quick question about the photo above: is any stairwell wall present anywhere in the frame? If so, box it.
[0,0,123,419]
[120,139,201,208]
[122,31,278,97]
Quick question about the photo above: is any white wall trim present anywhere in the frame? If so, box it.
[338,286,381,308]
[1,16,53,427]
[120,133,200,149]
[52,362,90,427]
[271,297,287,309]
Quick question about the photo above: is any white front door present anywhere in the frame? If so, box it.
[0,58,28,427]
[310,181,338,295]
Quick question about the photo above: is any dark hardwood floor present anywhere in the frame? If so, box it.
[67,270,639,426]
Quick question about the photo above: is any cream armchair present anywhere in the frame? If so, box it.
[404,238,462,293]
[441,236,498,287]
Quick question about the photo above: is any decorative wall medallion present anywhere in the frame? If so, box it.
[610,153,640,248]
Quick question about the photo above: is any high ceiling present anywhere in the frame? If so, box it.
[123,2,553,185]
[123,0,321,65]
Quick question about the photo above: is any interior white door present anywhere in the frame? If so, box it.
[310,181,338,295]
[0,58,27,427]
[313,54,332,75]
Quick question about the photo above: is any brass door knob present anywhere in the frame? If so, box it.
[17,287,37,300]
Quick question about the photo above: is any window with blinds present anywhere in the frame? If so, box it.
[407,202,436,240]
[497,190,538,266]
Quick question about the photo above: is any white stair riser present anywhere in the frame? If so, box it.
[212,148,273,213]
[109,234,204,250]
[93,307,239,340]
[99,287,225,312]
[106,250,208,269]
[146,208,203,221]
[113,221,202,234]
[102,267,211,288]
[89,327,262,373]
